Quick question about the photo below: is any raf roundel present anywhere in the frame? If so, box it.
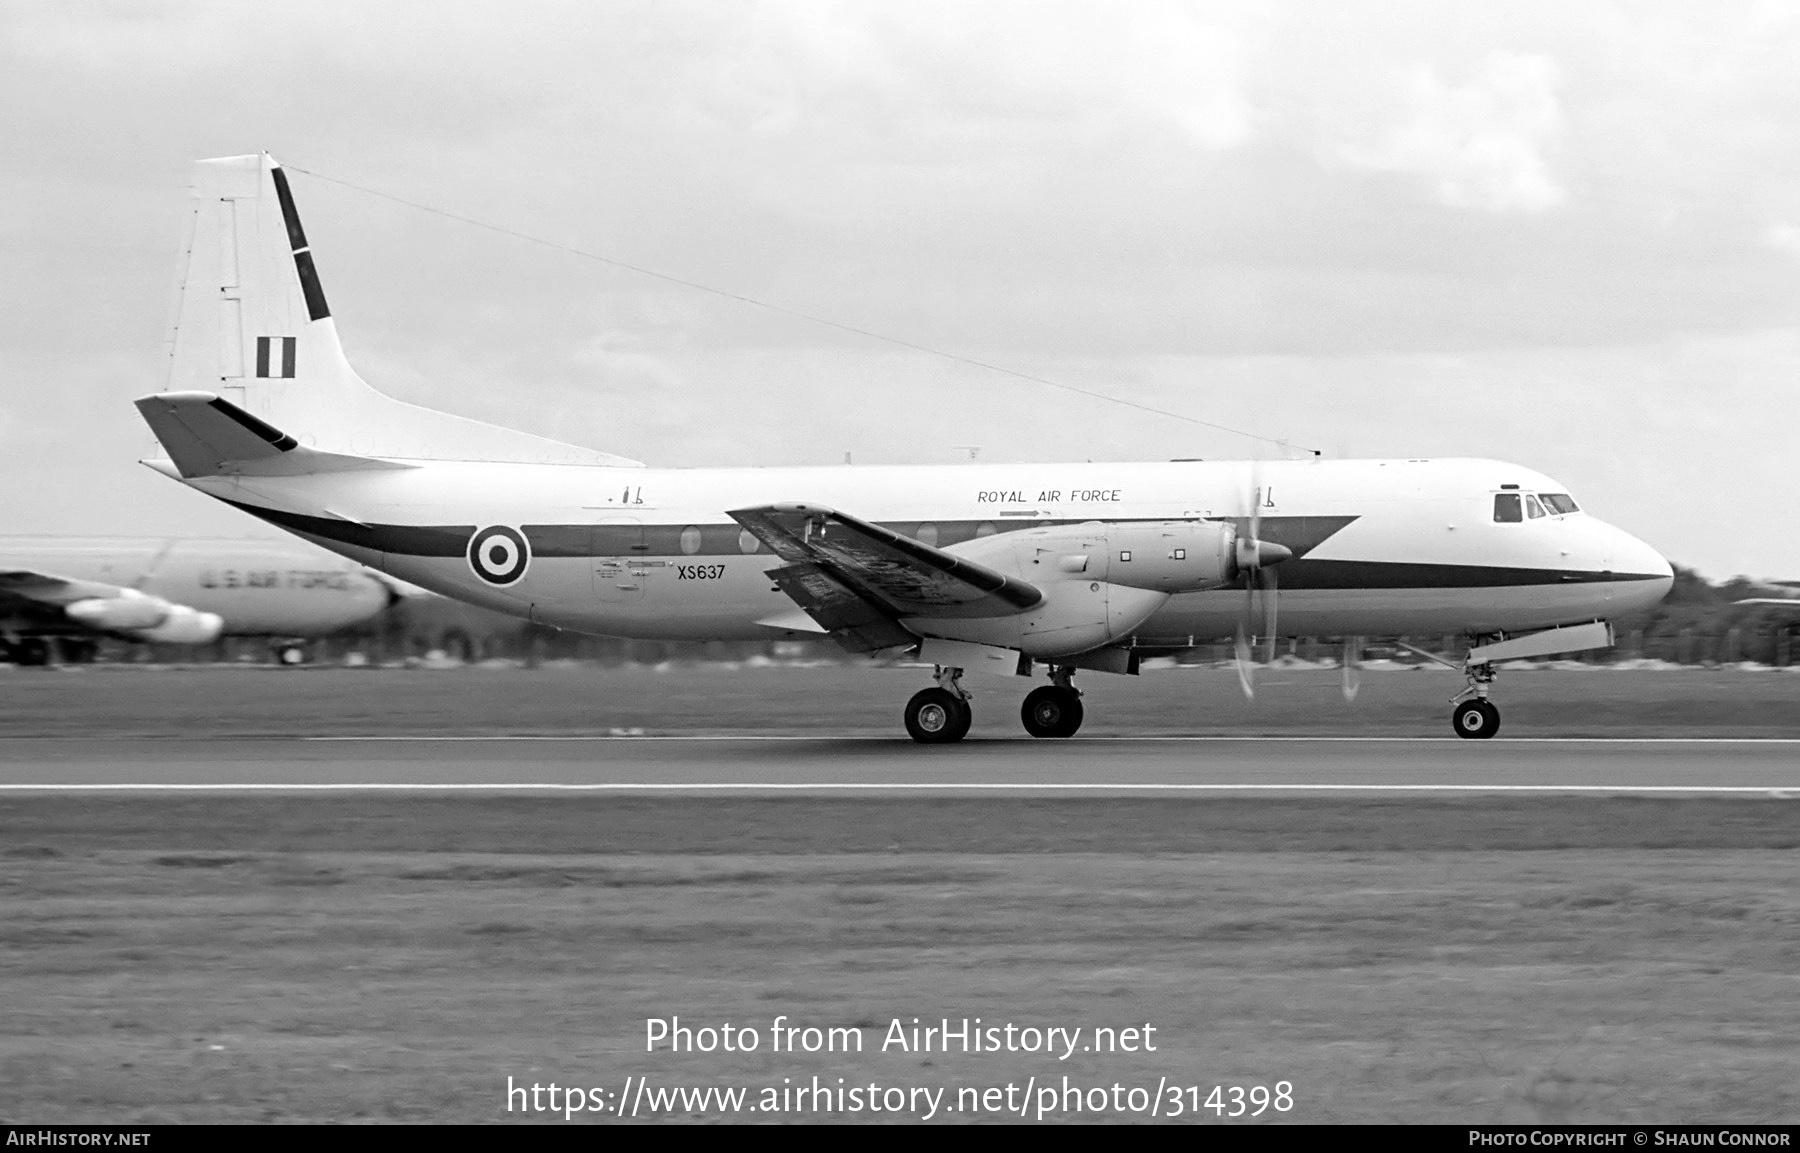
[467,526,530,587]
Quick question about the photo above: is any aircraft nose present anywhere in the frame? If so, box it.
[1599,520,1674,608]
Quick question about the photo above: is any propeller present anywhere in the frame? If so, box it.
[1233,468,1292,700]
[1341,635,1362,702]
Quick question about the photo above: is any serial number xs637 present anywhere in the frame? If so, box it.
[676,564,727,581]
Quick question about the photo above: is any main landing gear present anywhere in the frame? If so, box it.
[902,663,1088,743]
[1021,666,1083,739]
[904,666,972,744]
[272,640,314,665]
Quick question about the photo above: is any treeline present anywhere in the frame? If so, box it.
[1606,565,1800,666]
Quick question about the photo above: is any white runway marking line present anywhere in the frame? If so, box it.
[3,783,1798,795]
[296,735,1800,744]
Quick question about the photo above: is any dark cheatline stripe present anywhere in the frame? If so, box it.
[203,507,1664,590]
[212,514,1360,563]
[270,166,309,252]
[220,499,473,557]
[293,251,330,321]
[207,398,297,452]
[525,525,604,557]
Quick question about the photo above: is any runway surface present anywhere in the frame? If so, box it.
[4,735,1798,792]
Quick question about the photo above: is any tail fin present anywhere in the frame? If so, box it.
[159,154,640,467]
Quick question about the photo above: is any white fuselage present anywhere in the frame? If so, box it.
[178,456,1673,648]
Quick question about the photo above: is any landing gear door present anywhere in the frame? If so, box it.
[593,518,648,602]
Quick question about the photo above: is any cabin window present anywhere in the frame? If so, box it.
[738,529,761,554]
[1541,493,1580,515]
[1120,550,1133,562]
[915,523,939,547]
[679,526,702,555]
[1493,493,1522,523]
[1171,548,1186,560]
[974,522,997,538]
[1525,494,1547,519]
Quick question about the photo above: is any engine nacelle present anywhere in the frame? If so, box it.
[64,592,225,644]
[952,519,1239,594]
[140,605,226,644]
[65,593,167,632]
[911,519,1244,658]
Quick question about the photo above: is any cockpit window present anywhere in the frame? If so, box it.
[1493,493,1522,523]
[1541,493,1580,515]
[1525,494,1547,519]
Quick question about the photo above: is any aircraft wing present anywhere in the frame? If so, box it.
[0,570,122,609]
[730,503,1043,651]
[0,569,223,643]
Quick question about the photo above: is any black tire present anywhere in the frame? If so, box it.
[905,688,971,744]
[1452,699,1500,740]
[1021,686,1084,738]
[12,638,52,667]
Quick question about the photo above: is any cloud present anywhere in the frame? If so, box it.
[1767,222,1800,260]
[768,1,1261,150]
[1338,51,1566,213]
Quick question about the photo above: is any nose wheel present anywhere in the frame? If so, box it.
[1450,658,1500,740]
[1451,698,1500,740]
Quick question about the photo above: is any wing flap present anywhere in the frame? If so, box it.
[766,562,918,651]
[730,503,1042,650]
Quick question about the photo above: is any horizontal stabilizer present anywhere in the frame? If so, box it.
[135,392,413,479]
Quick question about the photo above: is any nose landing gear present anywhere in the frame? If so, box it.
[1021,666,1084,738]
[904,665,972,743]
[1450,661,1500,740]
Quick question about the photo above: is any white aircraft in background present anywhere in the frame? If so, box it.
[1734,580,1800,608]
[0,535,397,665]
[132,154,1673,740]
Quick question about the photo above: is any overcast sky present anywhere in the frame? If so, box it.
[3,1,1797,579]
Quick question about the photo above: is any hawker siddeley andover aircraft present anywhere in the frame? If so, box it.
[134,154,1674,741]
